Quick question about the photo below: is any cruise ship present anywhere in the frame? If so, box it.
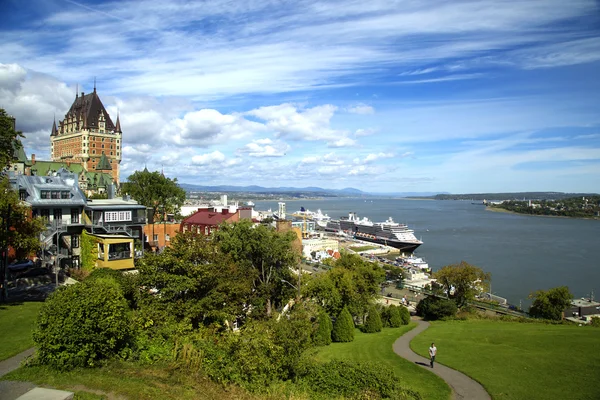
[325,212,423,252]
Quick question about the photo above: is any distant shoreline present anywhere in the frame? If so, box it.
[485,206,598,221]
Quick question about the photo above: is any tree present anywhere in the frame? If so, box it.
[398,305,411,325]
[361,305,382,333]
[528,286,573,320]
[214,220,299,317]
[416,296,457,320]
[121,169,186,242]
[433,261,490,307]
[332,306,355,342]
[137,231,252,327]
[305,253,384,319]
[314,309,333,346]
[0,108,23,169]
[33,277,132,369]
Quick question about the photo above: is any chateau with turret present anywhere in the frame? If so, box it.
[51,86,122,186]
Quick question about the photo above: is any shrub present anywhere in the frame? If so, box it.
[361,305,382,333]
[86,268,138,307]
[33,277,132,369]
[381,306,391,327]
[296,359,422,400]
[398,305,411,325]
[314,310,333,346]
[416,296,457,320]
[590,317,600,328]
[332,307,355,342]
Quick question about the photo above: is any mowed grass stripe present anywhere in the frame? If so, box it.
[411,319,600,400]
[312,324,451,400]
[0,301,44,361]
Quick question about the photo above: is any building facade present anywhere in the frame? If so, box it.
[50,87,122,185]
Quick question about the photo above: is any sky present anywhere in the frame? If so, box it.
[1,0,599,194]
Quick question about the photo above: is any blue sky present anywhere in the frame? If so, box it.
[1,0,599,193]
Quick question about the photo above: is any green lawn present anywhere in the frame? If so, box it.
[312,324,451,400]
[348,245,377,252]
[0,301,44,361]
[411,319,600,400]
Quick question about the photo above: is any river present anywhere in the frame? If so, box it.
[253,198,600,306]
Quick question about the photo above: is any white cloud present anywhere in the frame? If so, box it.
[365,152,394,162]
[355,128,377,137]
[328,137,357,148]
[347,104,375,115]
[191,150,226,165]
[238,139,290,157]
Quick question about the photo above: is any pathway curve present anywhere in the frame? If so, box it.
[393,318,491,400]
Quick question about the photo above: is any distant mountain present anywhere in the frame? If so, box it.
[179,183,366,196]
[420,192,600,201]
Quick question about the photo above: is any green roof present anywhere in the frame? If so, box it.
[12,140,30,165]
[30,161,85,176]
[96,152,112,171]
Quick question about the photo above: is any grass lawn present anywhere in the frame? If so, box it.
[312,324,451,400]
[348,245,377,252]
[411,319,600,400]
[2,362,266,400]
[0,301,44,361]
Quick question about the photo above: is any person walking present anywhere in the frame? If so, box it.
[429,342,437,368]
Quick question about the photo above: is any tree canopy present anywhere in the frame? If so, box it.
[121,169,186,223]
[213,219,300,317]
[528,286,573,320]
[433,261,490,307]
[0,108,23,170]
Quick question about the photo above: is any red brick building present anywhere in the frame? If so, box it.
[180,208,240,235]
[50,87,123,185]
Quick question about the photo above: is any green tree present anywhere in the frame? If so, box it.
[332,306,355,342]
[314,309,333,346]
[398,305,411,325]
[0,108,23,169]
[361,305,382,333]
[214,219,299,317]
[306,253,384,319]
[416,296,457,320]
[528,286,573,320]
[0,177,45,260]
[33,277,132,369]
[433,261,491,307]
[137,231,252,327]
[121,169,186,241]
[80,230,99,271]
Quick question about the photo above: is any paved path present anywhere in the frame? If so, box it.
[393,318,491,400]
[0,349,35,378]
[0,349,36,400]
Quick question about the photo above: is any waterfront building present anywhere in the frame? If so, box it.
[180,208,240,236]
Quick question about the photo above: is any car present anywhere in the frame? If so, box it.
[8,259,34,272]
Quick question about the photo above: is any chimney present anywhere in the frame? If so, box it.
[222,209,229,215]
[81,91,84,98]
[31,154,36,165]
[66,160,71,167]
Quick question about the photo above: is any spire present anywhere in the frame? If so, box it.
[115,112,122,133]
[143,163,149,173]
[93,77,96,93]
[96,152,112,171]
[51,116,58,136]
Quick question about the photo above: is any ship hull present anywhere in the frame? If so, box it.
[324,221,422,253]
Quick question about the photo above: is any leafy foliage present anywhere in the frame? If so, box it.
[416,296,457,320]
[295,359,422,400]
[332,306,355,342]
[136,231,252,328]
[590,317,600,328]
[398,305,411,325]
[314,309,333,346]
[80,230,99,271]
[0,108,23,169]
[306,253,384,318]
[214,219,300,317]
[433,261,490,307]
[0,177,45,260]
[382,305,406,328]
[528,286,573,320]
[361,305,382,333]
[33,277,132,369]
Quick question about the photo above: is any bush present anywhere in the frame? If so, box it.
[33,277,132,369]
[361,305,382,333]
[86,268,137,307]
[398,305,411,325]
[296,359,422,400]
[416,296,457,320]
[383,305,404,328]
[332,307,355,342]
[314,310,333,346]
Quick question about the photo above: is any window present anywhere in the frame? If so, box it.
[41,191,51,199]
[166,234,170,241]
[71,208,79,223]
[41,209,50,219]
[61,191,70,199]
[19,190,27,201]
[102,144,105,149]
[72,235,80,248]
[93,150,96,154]
[153,234,158,242]
[72,256,80,269]
[53,208,62,222]
[104,211,132,222]
[51,191,60,199]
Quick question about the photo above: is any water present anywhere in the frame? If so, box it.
[254,198,600,306]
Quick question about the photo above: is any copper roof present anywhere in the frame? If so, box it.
[59,89,116,134]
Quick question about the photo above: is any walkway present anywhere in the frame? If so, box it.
[392,318,491,400]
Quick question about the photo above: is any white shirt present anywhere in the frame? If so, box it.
[429,345,437,357]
